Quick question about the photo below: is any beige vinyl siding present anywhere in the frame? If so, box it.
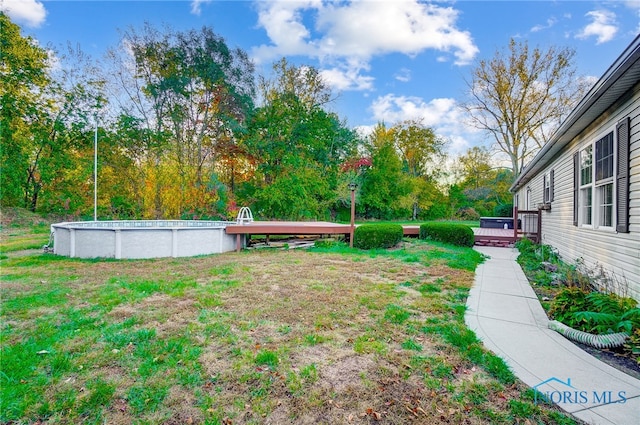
[516,88,640,301]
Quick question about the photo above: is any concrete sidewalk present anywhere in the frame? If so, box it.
[465,246,640,425]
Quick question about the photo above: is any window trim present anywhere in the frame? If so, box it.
[543,169,555,204]
[577,126,617,231]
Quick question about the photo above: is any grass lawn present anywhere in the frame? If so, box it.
[1,223,578,424]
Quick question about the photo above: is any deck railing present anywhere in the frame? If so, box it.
[514,207,541,243]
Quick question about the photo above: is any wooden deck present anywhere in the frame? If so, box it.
[225,221,424,237]
[225,221,528,250]
[225,221,352,235]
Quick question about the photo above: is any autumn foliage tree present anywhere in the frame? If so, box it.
[104,23,255,218]
[392,119,447,220]
[1,13,471,223]
[462,38,587,175]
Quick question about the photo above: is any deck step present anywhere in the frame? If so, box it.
[474,238,514,247]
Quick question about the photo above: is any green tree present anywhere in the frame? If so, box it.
[240,61,357,219]
[360,123,411,219]
[259,58,333,110]
[1,14,103,213]
[462,38,587,175]
[0,12,50,207]
[456,146,493,190]
[452,146,514,217]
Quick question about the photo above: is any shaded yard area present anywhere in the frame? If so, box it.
[1,230,580,424]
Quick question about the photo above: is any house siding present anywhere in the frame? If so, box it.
[515,85,640,301]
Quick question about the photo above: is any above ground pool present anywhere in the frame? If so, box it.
[50,220,242,259]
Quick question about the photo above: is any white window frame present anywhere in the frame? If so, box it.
[578,127,616,231]
[543,170,554,204]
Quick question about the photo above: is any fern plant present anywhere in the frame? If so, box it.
[572,310,639,334]
[548,287,589,327]
[550,289,640,334]
[554,291,640,334]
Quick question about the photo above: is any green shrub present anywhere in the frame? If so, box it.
[419,223,474,247]
[548,287,589,328]
[493,204,513,217]
[514,237,536,255]
[353,224,403,250]
[550,288,640,334]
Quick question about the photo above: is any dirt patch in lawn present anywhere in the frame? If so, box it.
[2,241,581,424]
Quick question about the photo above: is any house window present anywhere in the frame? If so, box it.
[573,118,630,232]
[579,146,593,225]
[595,133,614,227]
[543,169,555,204]
[577,132,615,229]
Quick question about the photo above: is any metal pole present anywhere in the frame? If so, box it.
[94,117,98,221]
[349,187,355,248]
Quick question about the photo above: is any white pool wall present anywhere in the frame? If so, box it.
[51,220,242,259]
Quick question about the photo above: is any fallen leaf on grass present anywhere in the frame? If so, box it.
[365,408,382,420]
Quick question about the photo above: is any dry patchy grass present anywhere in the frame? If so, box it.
[1,238,579,424]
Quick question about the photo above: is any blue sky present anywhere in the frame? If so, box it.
[3,0,640,156]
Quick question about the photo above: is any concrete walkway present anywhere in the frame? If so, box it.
[465,246,640,425]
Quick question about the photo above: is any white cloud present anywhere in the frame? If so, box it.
[369,94,481,154]
[314,1,477,64]
[531,17,557,33]
[0,0,46,27]
[252,0,320,60]
[320,63,375,91]
[576,10,618,44]
[394,68,411,83]
[252,0,478,92]
[624,1,640,10]
[190,0,212,16]
[370,94,456,125]
[625,1,640,33]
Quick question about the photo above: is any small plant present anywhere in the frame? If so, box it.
[548,287,590,327]
[353,224,403,250]
[299,364,318,383]
[254,350,279,369]
[313,238,338,248]
[303,333,327,346]
[624,329,640,364]
[419,222,474,247]
[401,338,422,351]
[514,237,536,255]
[383,304,411,324]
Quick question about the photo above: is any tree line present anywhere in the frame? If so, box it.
[1,14,582,221]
